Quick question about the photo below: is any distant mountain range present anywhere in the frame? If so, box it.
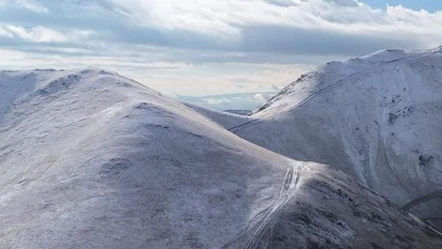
[176,92,276,111]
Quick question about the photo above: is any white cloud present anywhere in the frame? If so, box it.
[0,0,48,13]
[1,25,92,43]
[0,27,13,38]
[4,25,67,42]
[253,93,273,103]
[111,0,442,44]
[265,0,295,7]
[0,0,441,97]
[15,0,48,13]
[326,0,359,7]
[204,98,233,105]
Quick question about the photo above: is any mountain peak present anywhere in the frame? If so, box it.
[230,47,442,231]
[252,46,441,117]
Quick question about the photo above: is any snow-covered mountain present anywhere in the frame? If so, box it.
[215,47,442,229]
[0,69,441,248]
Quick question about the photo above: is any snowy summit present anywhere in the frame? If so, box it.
[0,47,441,248]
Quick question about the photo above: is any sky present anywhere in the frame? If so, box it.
[0,0,441,109]
[365,1,442,11]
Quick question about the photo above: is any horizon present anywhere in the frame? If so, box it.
[1,0,441,109]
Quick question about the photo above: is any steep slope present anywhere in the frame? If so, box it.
[0,69,441,248]
[229,47,442,228]
[225,164,442,249]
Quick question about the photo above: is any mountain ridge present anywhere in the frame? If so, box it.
[200,47,442,230]
[0,62,441,248]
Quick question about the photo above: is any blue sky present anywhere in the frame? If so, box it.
[366,0,442,11]
[0,0,441,110]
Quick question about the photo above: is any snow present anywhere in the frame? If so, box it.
[0,67,441,248]
[220,47,442,229]
[0,69,288,248]
[0,70,37,123]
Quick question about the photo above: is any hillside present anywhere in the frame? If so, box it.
[223,47,442,229]
[0,69,440,248]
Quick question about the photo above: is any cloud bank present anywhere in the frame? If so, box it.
[0,0,441,96]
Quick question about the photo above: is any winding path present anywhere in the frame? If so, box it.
[402,189,442,211]
[222,165,300,249]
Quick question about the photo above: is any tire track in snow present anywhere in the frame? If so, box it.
[222,165,300,249]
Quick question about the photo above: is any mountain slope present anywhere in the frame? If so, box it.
[227,47,442,228]
[0,69,441,248]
